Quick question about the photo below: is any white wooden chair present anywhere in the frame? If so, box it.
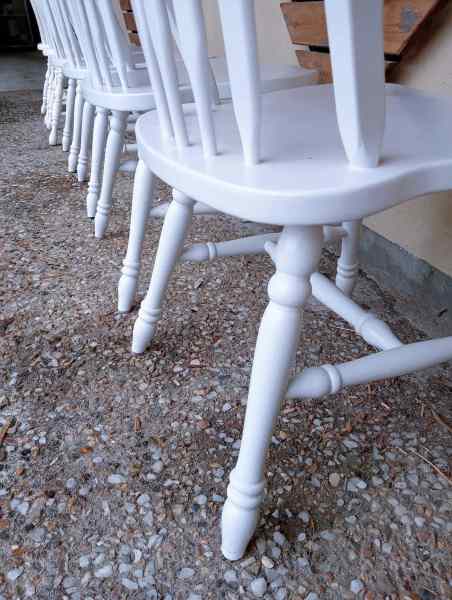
[68,0,318,235]
[30,0,54,118]
[127,0,452,560]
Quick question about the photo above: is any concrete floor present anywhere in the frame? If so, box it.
[0,51,46,92]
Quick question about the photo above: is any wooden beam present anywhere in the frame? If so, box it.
[281,0,443,58]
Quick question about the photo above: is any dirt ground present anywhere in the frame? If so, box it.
[0,90,451,600]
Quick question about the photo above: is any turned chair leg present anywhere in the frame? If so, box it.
[86,107,109,218]
[335,220,362,297]
[41,63,50,116]
[45,66,54,129]
[118,160,155,313]
[62,78,76,152]
[68,81,84,173]
[132,190,195,354]
[94,110,128,238]
[49,68,64,146]
[77,101,95,183]
[221,225,324,561]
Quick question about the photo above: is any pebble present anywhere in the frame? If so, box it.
[194,494,207,506]
[347,478,367,492]
[250,577,267,597]
[122,578,139,591]
[152,461,164,474]
[65,478,77,490]
[305,593,319,600]
[273,531,287,546]
[299,511,310,524]
[350,579,364,594]
[261,556,274,569]
[137,493,151,506]
[329,472,341,487]
[178,568,194,579]
[79,556,90,569]
[94,565,113,579]
[7,568,23,582]
[224,569,238,584]
[107,474,125,485]
[320,530,336,541]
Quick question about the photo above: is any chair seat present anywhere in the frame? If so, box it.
[136,84,452,226]
[82,57,317,114]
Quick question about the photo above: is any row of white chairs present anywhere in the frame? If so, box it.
[30,0,452,561]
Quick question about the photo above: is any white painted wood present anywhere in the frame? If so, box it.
[336,220,362,296]
[41,64,50,115]
[172,0,217,157]
[95,110,129,238]
[77,101,95,182]
[86,106,109,219]
[324,0,385,168]
[118,160,155,313]
[222,226,324,560]
[62,77,76,152]
[287,337,452,399]
[132,191,195,354]
[217,0,261,165]
[124,0,452,562]
[180,233,280,263]
[49,67,64,146]
[310,273,402,351]
[68,81,84,172]
[149,200,220,218]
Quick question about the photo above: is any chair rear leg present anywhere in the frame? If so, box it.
[62,78,76,152]
[94,110,128,238]
[77,101,95,182]
[118,160,155,313]
[132,190,195,354]
[68,81,84,172]
[336,220,362,297]
[86,107,109,218]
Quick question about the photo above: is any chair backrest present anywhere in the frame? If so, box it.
[30,0,50,49]
[49,0,85,70]
[68,0,140,92]
[132,0,386,169]
[34,0,66,60]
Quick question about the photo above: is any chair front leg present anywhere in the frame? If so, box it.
[132,190,195,354]
[45,66,55,129]
[41,62,50,116]
[335,220,362,297]
[77,101,95,182]
[94,110,128,238]
[221,225,324,561]
[86,107,109,218]
[68,81,84,172]
[118,160,155,313]
[62,77,76,152]
[49,68,64,146]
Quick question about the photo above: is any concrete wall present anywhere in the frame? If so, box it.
[203,0,452,279]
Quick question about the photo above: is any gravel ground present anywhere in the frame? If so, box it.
[1,90,452,600]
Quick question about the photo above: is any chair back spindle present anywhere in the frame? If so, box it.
[324,0,386,168]
[142,0,189,148]
[217,0,261,166]
[172,0,217,157]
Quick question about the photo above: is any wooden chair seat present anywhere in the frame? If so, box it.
[135,83,452,225]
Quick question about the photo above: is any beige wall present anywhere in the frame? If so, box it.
[203,1,452,277]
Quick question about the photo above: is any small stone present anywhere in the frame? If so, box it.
[305,593,319,600]
[108,474,125,485]
[66,478,77,490]
[382,543,392,555]
[178,568,194,579]
[222,403,232,412]
[329,473,341,488]
[224,569,238,584]
[194,494,207,506]
[320,530,336,541]
[152,461,163,474]
[350,579,364,594]
[138,493,151,506]
[95,565,113,579]
[299,511,310,524]
[122,578,138,591]
[250,577,267,597]
[261,556,274,569]
[297,532,307,543]
[79,556,91,569]
[7,568,23,582]
[415,516,426,528]
[273,531,287,546]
